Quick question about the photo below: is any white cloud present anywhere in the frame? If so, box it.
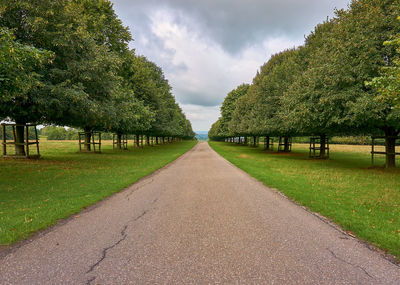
[148,10,302,130]
[180,104,221,131]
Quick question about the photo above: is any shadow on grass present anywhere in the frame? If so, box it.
[224,143,400,173]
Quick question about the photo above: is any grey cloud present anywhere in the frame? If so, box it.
[174,88,222,107]
[114,0,349,54]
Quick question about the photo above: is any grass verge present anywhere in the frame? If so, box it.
[0,140,196,245]
[209,141,400,260]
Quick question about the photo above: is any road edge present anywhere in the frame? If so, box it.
[207,141,400,266]
[0,141,199,259]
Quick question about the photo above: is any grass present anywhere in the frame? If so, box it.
[209,141,400,260]
[0,140,196,245]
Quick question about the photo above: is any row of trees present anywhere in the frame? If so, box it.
[0,0,194,155]
[209,0,400,167]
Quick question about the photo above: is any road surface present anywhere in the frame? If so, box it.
[1,142,399,284]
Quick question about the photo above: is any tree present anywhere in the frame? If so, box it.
[327,0,400,167]
[281,0,400,164]
[109,85,154,149]
[280,20,342,157]
[41,126,78,140]
[1,0,132,150]
[0,27,53,155]
[219,84,249,137]
[229,93,254,140]
[250,48,306,141]
[109,51,155,149]
[1,0,192,154]
[208,119,224,141]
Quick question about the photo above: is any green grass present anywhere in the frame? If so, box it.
[209,141,400,259]
[0,140,196,245]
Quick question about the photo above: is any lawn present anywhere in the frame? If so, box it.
[0,140,196,245]
[209,141,400,260]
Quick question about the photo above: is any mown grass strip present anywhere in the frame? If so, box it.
[0,140,196,245]
[209,141,400,259]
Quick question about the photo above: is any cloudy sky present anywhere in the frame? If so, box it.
[111,0,350,131]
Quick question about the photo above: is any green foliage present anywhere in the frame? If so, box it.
[0,28,54,123]
[40,126,78,140]
[0,0,122,128]
[0,0,193,139]
[367,16,400,109]
[114,52,194,138]
[280,20,344,136]
[219,84,249,136]
[327,0,400,135]
[229,94,254,136]
[208,120,224,141]
[210,0,400,166]
[251,48,306,136]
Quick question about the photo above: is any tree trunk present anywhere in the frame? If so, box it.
[284,137,290,152]
[244,136,248,146]
[156,137,159,145]
[253,136,257,147]
[136,134,140,148]
[84,128,91,152]
[116,134,122,150]
[385,128,397,168]
[265,136,270,150]
[15,123,25,156]
[141,135,143,148]
[320,134,326,158]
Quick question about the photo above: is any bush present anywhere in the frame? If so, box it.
[41,126,78,140]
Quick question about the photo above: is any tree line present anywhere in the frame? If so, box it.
[209,0,400,168]
[0,0,194,155]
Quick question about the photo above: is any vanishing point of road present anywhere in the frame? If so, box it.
[1,142,399,284]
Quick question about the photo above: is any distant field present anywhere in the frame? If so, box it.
[209,141,400,260]
[0,140,196,245]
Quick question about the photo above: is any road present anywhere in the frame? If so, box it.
[0,142,399,284]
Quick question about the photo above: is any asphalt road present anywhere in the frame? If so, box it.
[1,142,399,284]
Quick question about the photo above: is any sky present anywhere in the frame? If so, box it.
[111,0,350,131]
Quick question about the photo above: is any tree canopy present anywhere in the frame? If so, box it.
[209,0,400,167]
[0,0,193,142]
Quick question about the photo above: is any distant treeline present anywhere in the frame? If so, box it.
[40,126,120,140]
[195,134,209,141]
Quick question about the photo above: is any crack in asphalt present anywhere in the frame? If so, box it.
[125,179,154,199]
[327,248,374,279]
[86,276,96,285]
[85,210,149,284]
[86,225,128,274]
[133,210,148,222]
